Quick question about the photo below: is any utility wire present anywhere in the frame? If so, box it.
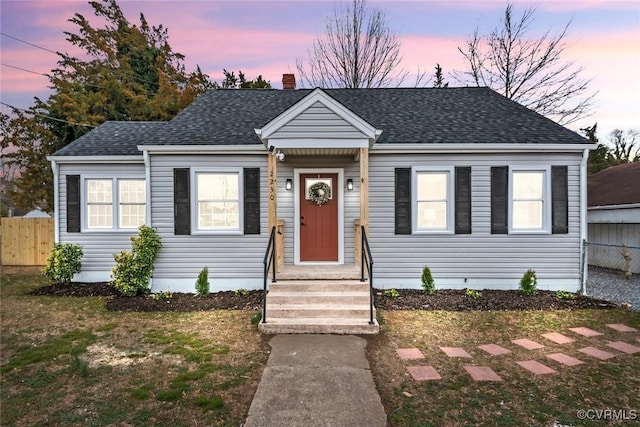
[0,102,96,128]
[1,32,59,55]
[1,63,49,77]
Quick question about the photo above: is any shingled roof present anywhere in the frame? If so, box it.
[53,121,167,156]
[588,162,640,207]
[53,87,588,156]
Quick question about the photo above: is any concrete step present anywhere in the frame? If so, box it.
[267,291,370,305]
[258,317,379,335]
[269,280,369,292]
[266,303,374,319]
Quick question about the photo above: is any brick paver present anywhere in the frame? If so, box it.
[464,366,502,381]
[546,353,584,366]
[578,346,616,360]
[512,338,545,350]
[516,360,556,375]
[569,327,603,337]
[606,324,638,332]
[396,348,425,360]
[407,366,441,381]
[478,343,511,356]
[542,332,575,344]
[606,341,640,354]
[439,347,472,358]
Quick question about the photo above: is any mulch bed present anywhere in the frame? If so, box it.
[30,282,621,312]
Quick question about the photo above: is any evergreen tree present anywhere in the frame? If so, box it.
[1,0,213,211]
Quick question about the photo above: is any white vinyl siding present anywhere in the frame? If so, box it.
[368,152,583,291]
[510,168,551,233]
[194,171,241,232]
[58,163,146,277]
[270,102,368,140]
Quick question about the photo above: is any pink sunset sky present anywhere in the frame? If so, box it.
[1,0,638,139]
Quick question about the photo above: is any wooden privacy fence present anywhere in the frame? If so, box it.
[1,218,54,266]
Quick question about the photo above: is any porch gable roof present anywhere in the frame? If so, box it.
[254,88,382,149]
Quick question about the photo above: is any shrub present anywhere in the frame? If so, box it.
[42,243,83,283]
[234,288,249,297]
[556,289,575,300]
[111,225,162,296]
[519,269,537,296]
[465,288,481,299]
[421,266,436,295]
[384,288,399,298]
[195,267,210,296]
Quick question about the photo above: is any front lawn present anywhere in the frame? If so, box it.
[369,310,640,426]
[0,267,268,426]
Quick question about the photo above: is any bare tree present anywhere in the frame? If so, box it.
[296,0,407,88]
[608,129,640,164]
[456,3,596,125]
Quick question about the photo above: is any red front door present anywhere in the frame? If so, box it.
[300,173,339,262]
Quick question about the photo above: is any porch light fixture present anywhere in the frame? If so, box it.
[285,179,292,191]
[346,179,354,191]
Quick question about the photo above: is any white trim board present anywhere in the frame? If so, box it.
[294,168,345,265]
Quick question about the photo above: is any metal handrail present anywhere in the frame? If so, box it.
[360,225,374,325]
[262,226,277,323]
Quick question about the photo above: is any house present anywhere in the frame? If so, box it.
[49,75,594,296]
[587,162,640,273]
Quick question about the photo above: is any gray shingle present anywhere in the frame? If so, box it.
[53,87,588,157]
[53,121,167,156]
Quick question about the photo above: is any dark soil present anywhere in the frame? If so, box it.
[30,282,620,312]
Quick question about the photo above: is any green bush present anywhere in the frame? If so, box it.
[465,288,481,299]
[42,243,83,283]
[421,266,436,295]
[384,288,399,298]
[111,225,162,296]
[195,267,210,296]
[519,269,538,296]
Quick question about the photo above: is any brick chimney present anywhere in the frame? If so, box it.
[282,73,296,90]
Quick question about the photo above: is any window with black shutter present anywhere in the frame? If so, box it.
[395,168,411,235]
[243,168,260,235]
[551,166,568,234]
[173,168,191,235]
[66,175,81,233]
[491,166,508,234]
[455,167,472,234]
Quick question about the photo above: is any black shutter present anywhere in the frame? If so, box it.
[395,168,411,235]
[551,166,569,234]
[174,168,190,235]
[243,168,260,235]
[66,175,81,233]
[455,167,472,234]
[491,166,508,234]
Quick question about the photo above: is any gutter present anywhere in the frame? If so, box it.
[51,159,60,242]
[580,148,589,294]
[143,150,151,227]
[373,143,597,154]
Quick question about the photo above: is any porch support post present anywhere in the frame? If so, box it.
[268,152,278,272]
[359,147,369,233]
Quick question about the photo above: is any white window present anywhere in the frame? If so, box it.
[511,169,549,232]
[85,178,146,230]
[414,169,453,232]
[196,172,240,231]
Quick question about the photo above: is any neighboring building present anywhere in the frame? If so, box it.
[49,76,594,293]
[22,208,51,218]
[587,162,640,273]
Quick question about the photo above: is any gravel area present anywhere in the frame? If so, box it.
[586,267,640,311]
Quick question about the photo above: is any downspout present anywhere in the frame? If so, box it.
[51,159,60,242]
[143,150,151,227]
[580,148,589,294]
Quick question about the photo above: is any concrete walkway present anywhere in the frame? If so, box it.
[244,335,387,427]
